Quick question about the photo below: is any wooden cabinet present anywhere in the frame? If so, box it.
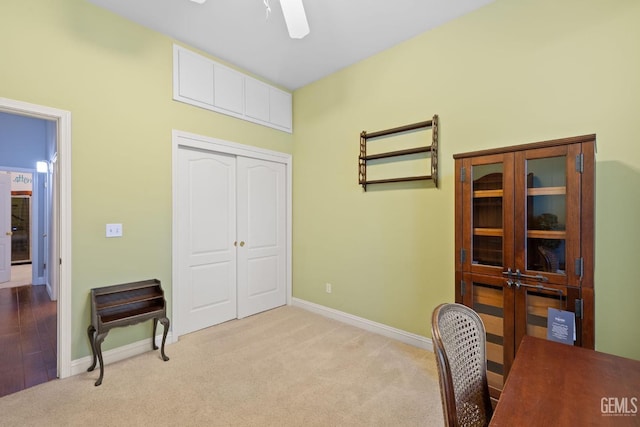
[453,134,595,399]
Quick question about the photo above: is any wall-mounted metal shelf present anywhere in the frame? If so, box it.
[358,115,439,191]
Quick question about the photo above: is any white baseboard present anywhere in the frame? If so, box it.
[292,298,433,352]
[71,333,175,377]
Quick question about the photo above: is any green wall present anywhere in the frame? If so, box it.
[292,0,640,360]
[1,0,638,363]
[0,0,293,359]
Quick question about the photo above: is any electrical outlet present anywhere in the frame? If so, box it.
[106,223,123,238]
[325,283,332,294]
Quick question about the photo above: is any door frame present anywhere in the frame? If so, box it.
[0,97,72,379]
[171,129,292,340]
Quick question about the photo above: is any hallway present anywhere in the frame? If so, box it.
[0,284,57,397]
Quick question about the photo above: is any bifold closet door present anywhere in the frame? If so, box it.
[177,148,237,335]
[236,157,286,318]
[177,148,287,336]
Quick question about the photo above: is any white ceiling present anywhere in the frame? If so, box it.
[87,0,494,91]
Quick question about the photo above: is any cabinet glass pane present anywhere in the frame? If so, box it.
[11,196,31,262]
[473,282,504,390]
[526,157,566,273]
[524,288,566,340]
[472,164,503,267]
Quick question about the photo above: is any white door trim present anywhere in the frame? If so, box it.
[172,129,292,340]
[0,97,72,379]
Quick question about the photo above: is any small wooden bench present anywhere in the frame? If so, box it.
[87,279,170,386]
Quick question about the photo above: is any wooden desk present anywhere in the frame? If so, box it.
[490,336,640,426]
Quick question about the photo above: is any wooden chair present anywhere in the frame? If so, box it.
[431,303,493,427]
[537,245,559,273]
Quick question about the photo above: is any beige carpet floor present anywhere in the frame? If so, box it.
[0,264,32,290]
[0,305,444,426]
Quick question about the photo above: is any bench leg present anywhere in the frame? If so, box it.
[159,317,170,362]
[94,332,108,386]
[152,318,159,350]
[87,325,98,372]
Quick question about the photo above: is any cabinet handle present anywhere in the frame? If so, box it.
[502,268,548,282]
[515,269,549,283]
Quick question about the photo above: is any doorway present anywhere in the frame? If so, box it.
[0,171,35,289]
[0,97,72,382]
[172,130,292,339]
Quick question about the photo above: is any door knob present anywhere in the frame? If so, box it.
[239,241,245,247]
[5,232,12,236]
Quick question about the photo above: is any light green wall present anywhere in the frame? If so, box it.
[1,0,293,359]
[2,0,638,363]
[292,0,640,360]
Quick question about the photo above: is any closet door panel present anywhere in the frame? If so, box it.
[237,157,286,318]
[177,148,237,335]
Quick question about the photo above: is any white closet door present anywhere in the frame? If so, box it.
[177,148,237,335]
[0,173,11,283]
[236,157,286,318]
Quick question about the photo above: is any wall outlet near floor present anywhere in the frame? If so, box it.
[325,283,332,294]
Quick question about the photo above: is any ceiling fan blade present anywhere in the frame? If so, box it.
[280,0,310,39]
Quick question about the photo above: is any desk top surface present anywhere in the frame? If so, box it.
[490,336,640,426]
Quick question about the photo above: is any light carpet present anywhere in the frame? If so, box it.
[0,305,444,426]
[0,264,32,290]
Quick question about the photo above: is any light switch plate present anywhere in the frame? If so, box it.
[106,223,123,238]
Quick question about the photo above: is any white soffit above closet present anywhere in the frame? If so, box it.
[86,0,494,91]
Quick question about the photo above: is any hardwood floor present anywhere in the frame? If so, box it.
[0,285,57,397]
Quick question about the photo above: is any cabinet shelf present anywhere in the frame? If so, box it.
[474,189,504,198]
[527,186,566,196]
[527,230,566,239]
[359,115,438,191]
[474,228,504,237]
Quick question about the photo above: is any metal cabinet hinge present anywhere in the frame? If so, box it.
[460,167,466,182]
[460,249,467,264]
[575,298,583,319]
[460,280,466,296]
[575,153,584,173]
[575,258,584,277]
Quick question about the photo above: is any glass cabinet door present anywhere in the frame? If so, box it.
[516,145,582,286]
[472,164,503,267]
[525,155,567,275]
[465,154,514,275]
